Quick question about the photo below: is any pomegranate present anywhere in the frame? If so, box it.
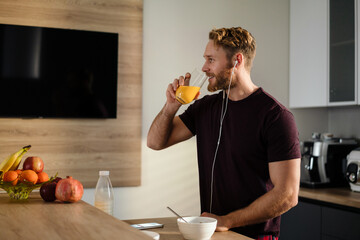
[55,176,84,203]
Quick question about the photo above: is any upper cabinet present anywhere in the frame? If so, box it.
[329,0,356,105]
[290,0,328,108]
[289,0,357,108]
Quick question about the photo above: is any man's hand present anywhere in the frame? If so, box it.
[201,212,230,232]
[166,73,191,105]
[147,72,194,150]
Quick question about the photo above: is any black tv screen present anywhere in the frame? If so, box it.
[0,23,118,118]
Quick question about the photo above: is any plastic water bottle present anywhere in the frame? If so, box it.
[94,170,114,215]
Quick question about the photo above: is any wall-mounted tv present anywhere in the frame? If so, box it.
[0,23,118,118]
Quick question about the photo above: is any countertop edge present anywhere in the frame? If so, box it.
[299,187,360,212]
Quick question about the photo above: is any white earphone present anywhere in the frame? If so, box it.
[209,58,238,213]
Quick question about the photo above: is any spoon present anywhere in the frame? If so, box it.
[166,206,188,223]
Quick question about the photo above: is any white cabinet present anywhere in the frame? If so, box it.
[289,0,328,108]
[358,0,360,105]
[289,0,357,108]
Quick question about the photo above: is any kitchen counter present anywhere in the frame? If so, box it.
[299,187,360,210]
[124,217,253,240]
[0,192,252,240]
[0,193,152,240]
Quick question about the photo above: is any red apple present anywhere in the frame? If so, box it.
[40,182,57,202]
[40,177,62,202]
[23,156,44,173]
[53,177,62,183]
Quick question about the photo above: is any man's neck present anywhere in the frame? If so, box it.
[227,72,258,101]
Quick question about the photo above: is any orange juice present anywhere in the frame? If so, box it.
[176,86,200,104]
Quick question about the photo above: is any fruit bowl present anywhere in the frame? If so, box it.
[0,174,58,200]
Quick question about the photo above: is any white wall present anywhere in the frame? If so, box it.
[82,0,294,220]
[328,106,360,138]
[291,108,329,141]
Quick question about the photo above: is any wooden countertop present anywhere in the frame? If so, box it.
[124,217,253,240]
[0,193,152,240]
[0,192,252,240]
[299,187,360,209]
[4,188,358,239]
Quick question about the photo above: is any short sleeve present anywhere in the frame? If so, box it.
[265,109,301,162]
[179,104,196,135]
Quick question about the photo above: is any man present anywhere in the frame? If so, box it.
[147,27,301,239]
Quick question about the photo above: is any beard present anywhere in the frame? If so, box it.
[207,68,236,92]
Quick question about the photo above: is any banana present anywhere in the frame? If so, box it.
[9,145,31,171]
[0,145,31,179]
[0,153,15,174]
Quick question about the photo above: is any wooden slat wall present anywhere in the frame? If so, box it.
[0,0,143,188]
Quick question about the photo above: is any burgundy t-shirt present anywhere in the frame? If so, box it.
[179,88,300,238]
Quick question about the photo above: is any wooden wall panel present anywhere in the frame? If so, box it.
[0,0,143,188]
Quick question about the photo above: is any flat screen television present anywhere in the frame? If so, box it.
[0,23,118,118]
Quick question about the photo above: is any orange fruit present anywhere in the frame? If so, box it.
[15,169,22,175]
[19,170,38,184]
[37,172,49,184]
[3,171,19,186]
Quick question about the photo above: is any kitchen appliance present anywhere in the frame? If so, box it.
[346,148,360,192]
[300,134,358,188]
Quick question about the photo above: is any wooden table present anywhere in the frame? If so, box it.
[124,217,253,240]
[0,193,152,240]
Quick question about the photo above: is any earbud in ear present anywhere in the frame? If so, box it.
[234,60,238,67]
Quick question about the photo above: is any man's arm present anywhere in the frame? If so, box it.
[147,74,193,150]
[202,158,300,231]
[147,108,193,150]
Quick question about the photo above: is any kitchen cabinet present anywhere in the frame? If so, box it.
[280,188,360,240]
[322,206,360,239]
[329,0,356,105]
[280,201,321,240]
[289,0,357,108]
[290,0,328,108]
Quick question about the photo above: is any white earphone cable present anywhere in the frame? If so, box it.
[209,62,237,213]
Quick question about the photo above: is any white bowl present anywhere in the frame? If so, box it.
[177,216,217,240]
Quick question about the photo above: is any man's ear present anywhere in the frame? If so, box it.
[233,53,243,68]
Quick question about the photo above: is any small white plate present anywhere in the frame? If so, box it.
[142,230,160,240]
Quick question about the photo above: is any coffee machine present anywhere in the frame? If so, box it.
[300,133,358,188]
[346,148,360,192]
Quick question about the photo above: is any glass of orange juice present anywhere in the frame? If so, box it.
[176,69,208,104]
